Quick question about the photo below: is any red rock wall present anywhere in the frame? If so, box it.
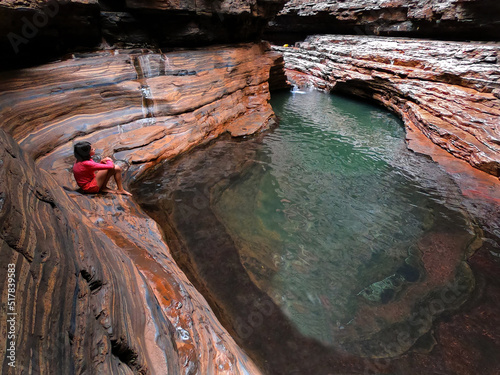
[265,0,500,43]
[274,35,500,177]
[0,126,264,374]
[0,42,280,374]
[0,42,279,180]
[0,126,176,374]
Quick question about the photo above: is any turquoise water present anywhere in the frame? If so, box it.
[212,90,476,352]
[133,90,478,365]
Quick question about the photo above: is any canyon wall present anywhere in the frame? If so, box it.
[1,0,499,374]
[0,42,282,374]
[274,35,500,178]
[0,126,263,375]
[0,42,280,178]
[0,0,286,69]
[265,0,500,44]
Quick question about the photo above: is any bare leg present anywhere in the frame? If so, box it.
[112,165,132,196]
[95,169,116,193]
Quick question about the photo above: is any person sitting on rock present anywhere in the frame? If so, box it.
[73,141,132,196]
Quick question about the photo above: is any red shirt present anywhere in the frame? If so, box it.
[73,159,114,188]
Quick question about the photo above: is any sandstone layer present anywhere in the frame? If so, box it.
[0,42,281,374]
[273,35,500,177]
[265,0,500,44]
[0,42,279,180]
[0,0,286,69]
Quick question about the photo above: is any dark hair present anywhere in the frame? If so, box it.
[74,141,92,162]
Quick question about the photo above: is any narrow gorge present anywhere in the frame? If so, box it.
[0,0,499,374]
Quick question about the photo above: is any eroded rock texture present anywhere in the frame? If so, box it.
[0,126,263,374]
[0,0,286,69]
[265,0,500,43]
[0,42,279,181]
[0,43,279,374]
[274,35,500,177]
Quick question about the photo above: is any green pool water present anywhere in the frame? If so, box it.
[133,90,479,366]
[212,90,477,351]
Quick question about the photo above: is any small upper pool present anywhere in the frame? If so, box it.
[132,90,484,374]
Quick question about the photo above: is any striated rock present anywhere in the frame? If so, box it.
[273,35,500,177]
[98,0,286,49]
[0,0,286,70]
[0,126,262,374]
[265,0,500,43]
[0,43,279,374]
[0,42,280,180]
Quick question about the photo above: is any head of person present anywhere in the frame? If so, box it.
[74,141,95,162]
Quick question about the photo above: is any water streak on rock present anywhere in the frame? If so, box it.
[0,43,284,375]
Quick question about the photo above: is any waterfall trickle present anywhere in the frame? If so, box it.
[133,54,157,119]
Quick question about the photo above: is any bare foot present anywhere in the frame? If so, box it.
[101,187,117,194]
[116,189,132,196]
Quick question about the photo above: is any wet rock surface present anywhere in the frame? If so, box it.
[0,125,263,374]
[0,0,499,372]
[0,42,279,179]
[273,35,500,177]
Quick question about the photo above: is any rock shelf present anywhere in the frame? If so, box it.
[274,35,500,177]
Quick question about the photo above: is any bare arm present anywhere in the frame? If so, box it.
[84,159,115,171]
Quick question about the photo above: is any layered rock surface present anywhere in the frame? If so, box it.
[0,42,279,179]
[274,35,500,177]
[1,0,499,372]
[0,42,281,374]
[0,127,264,374]
[266,0,500,43]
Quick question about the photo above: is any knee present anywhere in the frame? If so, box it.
[114,165,122,172]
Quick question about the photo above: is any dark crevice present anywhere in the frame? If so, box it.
[32,188,57,209]
[98,0,127,12]
[80,269,103,292]
[110,338,141,372]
